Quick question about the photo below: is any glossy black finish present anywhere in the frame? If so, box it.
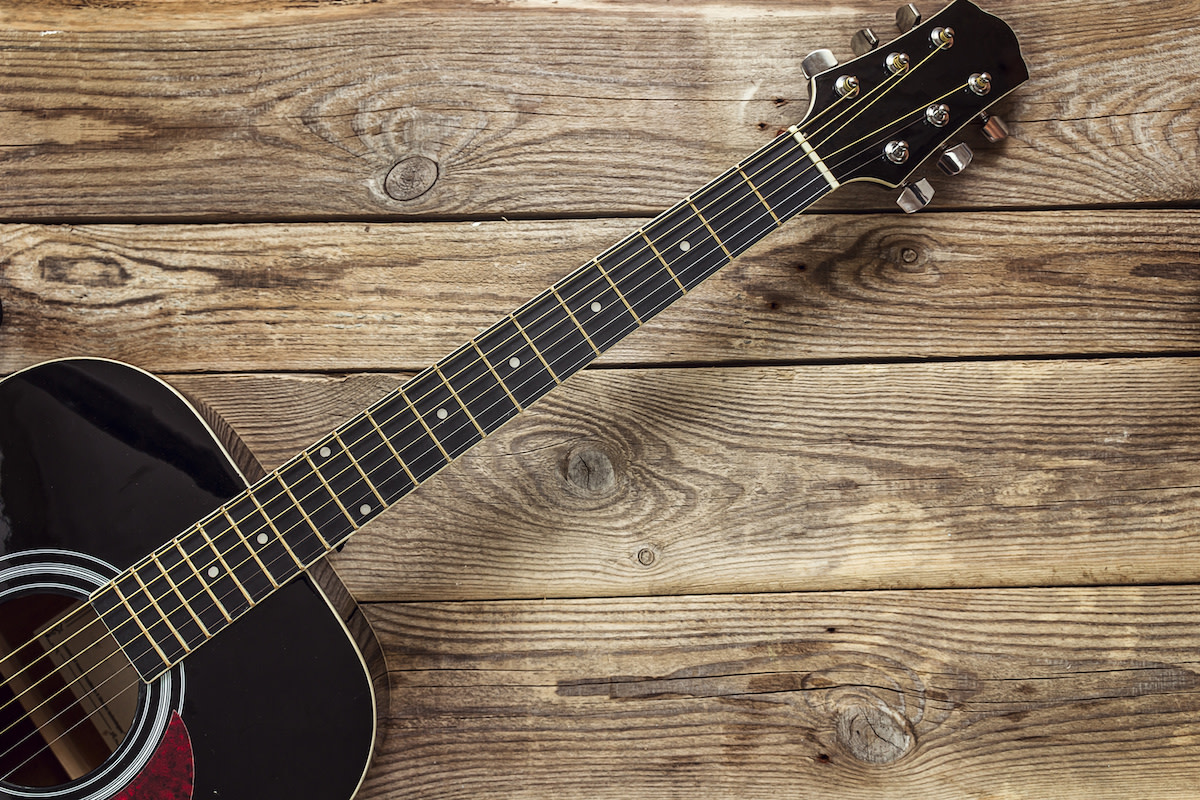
[804,0,1028,187]
[0,360,377,800]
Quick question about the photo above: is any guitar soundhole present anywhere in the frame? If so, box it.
[0,591,141,789]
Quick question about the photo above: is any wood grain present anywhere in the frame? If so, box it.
[4,0,1199,795]
[3,209,1198,373]
[0,0,1195,219]
[163,356,1200,601]
[359,585,1200,799]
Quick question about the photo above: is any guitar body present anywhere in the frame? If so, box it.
[0,359,385,800]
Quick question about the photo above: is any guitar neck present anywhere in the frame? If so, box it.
[93,126,838,682]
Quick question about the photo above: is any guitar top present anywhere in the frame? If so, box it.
[0,2,1027,798]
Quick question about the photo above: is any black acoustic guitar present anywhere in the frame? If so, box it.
[0,3,1027,798]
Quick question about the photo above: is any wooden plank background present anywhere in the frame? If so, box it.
[3,0,1200,796]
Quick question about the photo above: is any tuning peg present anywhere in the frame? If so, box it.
[896,178,935,213]
[851,28,880,57]
[801,49,838,80]
[895,4,921,32]
[937,143,974,175]
[978,112,1011,143]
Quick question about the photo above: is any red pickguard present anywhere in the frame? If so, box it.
[113,712,193,800]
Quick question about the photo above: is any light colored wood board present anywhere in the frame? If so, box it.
[359,586,1200,799]
[0,0,1195,219]
[3,210,1198,373]
[166,356,1200,601]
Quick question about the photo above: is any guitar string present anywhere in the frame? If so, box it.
[0,55,890,704]
[0,44,958,775]
[0,48,950,764]
[0,45,947,751]
[0,80,959,782]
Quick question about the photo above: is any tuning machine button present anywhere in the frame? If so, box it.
[896,4,922,32]
[801,49,839,79]
[896,178,935,213]
[851,28,880,57]
[937,142,974,175]
[978,112,1011,143]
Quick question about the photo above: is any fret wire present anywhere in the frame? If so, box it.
[398,387,452,461]
[509,313,560,383]
[548,286,600,355]
[128,569,191,653]
[737,167,781,226]
[470,340,524,411]
[592,258,643,324]
[687,200,733,260]
[333,431,386,506]
[150,554,211,642]
[109,582,170,665]
[113,126,837,669]
[246,488,305,571]
[303,452,359,530]
[432,364,486,436]
[197,522,255,605]
[222,508,279,589]
[175,538,231,622]
[364,408,420,486]
[78,108,845,684]
[637,230,687,293]
[275,470,334,552]
[113,167,839,683]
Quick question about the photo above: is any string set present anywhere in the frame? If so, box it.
[0,38,963,785]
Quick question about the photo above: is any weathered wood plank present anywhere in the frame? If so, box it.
[3,210,1197,373]
[163,356,1200,601]
[360,585,1200,798]
[0,0,1195,219]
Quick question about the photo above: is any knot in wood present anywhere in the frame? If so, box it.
[565,446,616,495]
[384,156,439,201]
[834,703,914,764]
[800,654,926,765]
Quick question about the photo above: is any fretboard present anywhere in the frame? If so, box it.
[92,125,838,682]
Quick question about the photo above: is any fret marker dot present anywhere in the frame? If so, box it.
[679,240,691,252]
[207,566,220,579]
[359,503,372,516]
[319,446,332,458]
[590,301,602,313]
[257,532,269,545]
[436,407,448,420]
[509,356,521,368]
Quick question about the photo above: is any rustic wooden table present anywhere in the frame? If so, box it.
[2,0,1199,796]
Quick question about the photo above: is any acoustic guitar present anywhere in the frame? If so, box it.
[0,3,1027,797]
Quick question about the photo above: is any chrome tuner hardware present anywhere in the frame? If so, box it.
[801,49,839,79]
[884,140,910,164]
[885,52,910,74]
[930,26,954,48]
[896,178,935,213]
[835,75,860,98]
[978,112,1010,143]
[937,142,974,175]
[925,103,951,127]
[851,28,880,57]
[896,4,921,32]
[968,72,992,96]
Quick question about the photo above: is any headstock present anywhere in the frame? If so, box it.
[793,0,1028,211]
